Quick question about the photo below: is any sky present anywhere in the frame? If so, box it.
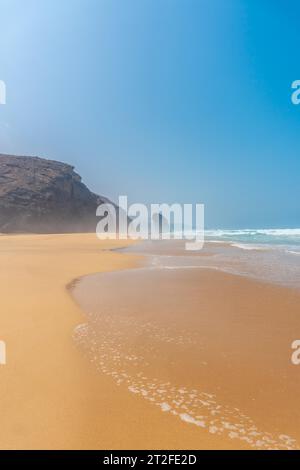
[0,0,299,228]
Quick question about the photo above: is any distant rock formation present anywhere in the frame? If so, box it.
[0,154,116,233]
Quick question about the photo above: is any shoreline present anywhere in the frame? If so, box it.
[1,234,300,449]
[71,242,300,450]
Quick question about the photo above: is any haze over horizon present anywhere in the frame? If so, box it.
[0,0,299,229]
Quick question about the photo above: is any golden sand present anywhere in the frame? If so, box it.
[0,234,234,449]
[0,234,139,449]
[0,234,300,449]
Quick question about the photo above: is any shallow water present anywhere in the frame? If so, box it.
[123,239,300,289]
[71,240,300,449]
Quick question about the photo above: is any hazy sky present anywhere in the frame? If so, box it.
[0,0,299,228]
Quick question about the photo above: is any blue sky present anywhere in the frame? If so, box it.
[0,0,299,228]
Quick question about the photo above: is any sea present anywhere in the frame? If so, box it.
[122,228,300,289]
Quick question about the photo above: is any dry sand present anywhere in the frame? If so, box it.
[0,234,140,449]
[0,234,300,449]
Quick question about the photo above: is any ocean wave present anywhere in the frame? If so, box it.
[230,243,268,251]
[203,228,300,248]
[285,250,300,256]
[205,229,300,237]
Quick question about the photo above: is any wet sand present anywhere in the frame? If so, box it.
[72,243,300,450]
[1,234,300,449]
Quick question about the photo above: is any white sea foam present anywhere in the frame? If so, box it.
[203,229,300,250]
[205,228,300,237]
[160,402,171,412]
[73,312,300,450]
[230,243,268,251]
[179,413,206,427]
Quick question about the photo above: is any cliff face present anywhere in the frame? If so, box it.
[0,154,113,233]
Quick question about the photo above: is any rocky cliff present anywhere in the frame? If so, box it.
[0,154,115,233]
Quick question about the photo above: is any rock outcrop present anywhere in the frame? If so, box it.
[0,154,115,233]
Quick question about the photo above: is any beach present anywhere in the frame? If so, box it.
[1,0,299,457]
[0,234,141,449]
[0,234,300,449]
[72,240,300,450]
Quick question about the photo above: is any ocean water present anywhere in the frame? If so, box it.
[124,229,300,289]
[205,228,300,250]
[72,234,300,449]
